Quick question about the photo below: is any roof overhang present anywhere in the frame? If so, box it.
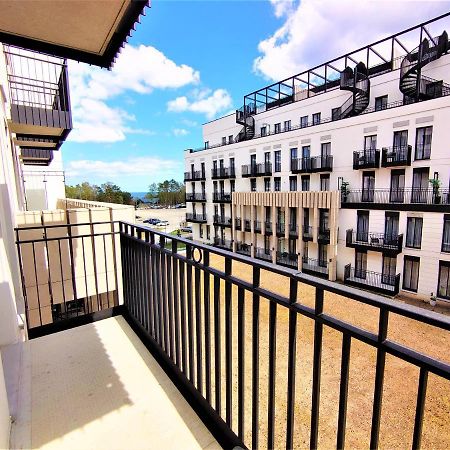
[0,0,149,68]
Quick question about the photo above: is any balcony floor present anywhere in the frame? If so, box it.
[8,316,220,450]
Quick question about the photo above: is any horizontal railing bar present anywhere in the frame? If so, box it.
[16,231,119,244]
[14,221,118,231]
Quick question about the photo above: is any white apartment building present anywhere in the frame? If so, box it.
[184,14,450,300]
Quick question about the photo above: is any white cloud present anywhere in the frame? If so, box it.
[167,88,233,119]
[173,128,189,136]
[68,44,200,143]
[66,156,182,179]
[254,0,450,81]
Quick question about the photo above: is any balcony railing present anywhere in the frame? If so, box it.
[185,192,206,202]
[211,167,236,179]
[241,163,272,177]
[184,170,206,181]
[276,251,298,268]
[254,220,262,233]
[289,224,298,237]
[235,241,251,256]
[213,192,232,203]
[213,237,233,250]
[235,218,241,230]
[290,156,333,173]
[341,188,450,211]
[186,213,207,223]
[276,222,285,236]
[254,247,272,261]
[213,215,232,227]
[303,225,313,241]
[344,264,400,296]
[302,257,329,277]
[353,150,380,169]
[346,229,403,255]
[264,221,273,235]
[381,145,412,167]
[244,219,251,232]
[318,227,330,244]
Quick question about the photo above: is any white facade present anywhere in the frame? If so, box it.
[185,32,450,301]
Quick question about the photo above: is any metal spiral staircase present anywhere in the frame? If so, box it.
[235,103,256,142]
[400,31,450,101]
[335,62,371,120]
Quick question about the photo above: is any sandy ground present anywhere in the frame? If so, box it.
[170,254,450,450]
[135,207,187,233]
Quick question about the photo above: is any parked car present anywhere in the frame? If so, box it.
[143,218,161,225]
[158,220,169,226]
[180,226,192,233]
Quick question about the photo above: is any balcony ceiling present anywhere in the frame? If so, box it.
[0,0,148,68]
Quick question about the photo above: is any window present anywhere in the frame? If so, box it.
[442,215,450,253]
[437,261,450,299]
[415,126,432,160]
[264,178,271,192]
[201,162,205,177]
[264,235,271,252]
[289,176,297,191]
[264,151,271,165]
[320,174,330,191]
[301,175,310,191]
[222,136,226,145]
[300,116,308,128]
[331,107,340,121]
[228,135,233,144]
[274,177,281,191]
[355,251,367,278]
[393,130,408,150]
[318,244,328,266]
[403,256,420,292]
[362,171,375,202]
[251,178,257,192]
[274,123,281,134]
[390,169,405,203]
[229,157,235,176]
[205,141,209,149]
[213,181,217,194]
[385,212,399,244]
[199,225,204,238]
[284,120,291,131]
[261,126,267,137]
[290,147,297,162]
[411,168,429,203]
[357,211,369,242]
[206,225,210,240]
[274,150,281,172]
[321,142,331,157]
[312,112,321,125]
[382,255,397,285]
[375,95,388,111]
[201,181,205,195]
[406,217,423,249]
[364,135,377,150]
[230,179,235,193]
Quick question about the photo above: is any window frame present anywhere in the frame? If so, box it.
[375,95,388,111]
[437,260,450,300]
[405,217,423,249]
[402,255,420,292]
[274,177,281,192]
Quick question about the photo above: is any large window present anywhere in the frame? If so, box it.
[250,178,257,192]
[312,112,321,125]
[415,126,432,160]
[301,175,310,191]
[375,95,388,111]
[355,251,367,278]
[274,123,281,134]
[289,176,297,192]
[406,217,423,249]
[290,147,297,161]
[403,256,420,292]
[320,174,330,191]
[437,261,450,299]
[382,255,397,285]
[300,116,308,128]
[261,126,267,136]
[274,177,281,192]
[264,177,271,192]
[442,215,450,253]
[284,120,291,131]
[274,150,281,172]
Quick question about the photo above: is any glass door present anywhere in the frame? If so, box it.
[411,168,429,203]
[382,255,397,285]
[302,145,311,171]
[384,212,399,245]
[390,170,405,203]
[355,251,367,279]
[362,172,375,202]
[356,211,369,242]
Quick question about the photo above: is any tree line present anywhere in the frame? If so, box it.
[65,182,133,205]
[146,179,185,206]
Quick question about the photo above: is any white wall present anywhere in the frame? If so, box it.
[0,356,10,450]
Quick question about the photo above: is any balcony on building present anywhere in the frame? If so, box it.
[5,46,72,151]
[211,167,236,179]
[381,145,412,167]
[346,229,403,255]
[341,187,450,212]
[318,226,330,244]
[212,192,232,203]
[241,162,272,178]
[244,219,252,232]
[20,148,54,166]
[254,247,272,262]
[302,257,329,278]
[213,215,231,227]
[185,192,206,202]
[289,223,299,238]
[276,222,285,237]
[254,220,262,233]
[344,264,400,296]
[213,237,233,250]
[264,221,273,235]
[302,225,313,241]
[353,149,380,169]
[186,212,207,223]
[235,241,251,256]
[235,217,242,230]
[290,156,333,174]
[184,170,206,181]
[276,251,298,269]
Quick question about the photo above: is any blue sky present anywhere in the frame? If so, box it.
[63,0,450,192]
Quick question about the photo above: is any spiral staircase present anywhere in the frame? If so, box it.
[235,103,255,142]
[335,62,371,120]
[400,31,450,101]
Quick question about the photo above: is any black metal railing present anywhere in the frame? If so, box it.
[244,219,252,232]
[254,247,272,262]
[184,170,206,181]
[235,241,251,256]
[346,229,403,254]
[213,237,233,250]
[213,215,232,227]
[212,167,236,179]
[213,192,232,203]
[303,225,313,241]
[276,251,298,268]
[291,156,333,173]
[318,227,330,243]
[241,163,272,177]
[235,218,242,230]
[186,213,207,223]
[289,224,298,237]
[264,221,273,234]
[381,145,412,167]
[353,150,380,169]
[254,221,262,233]
[186,193,206,202]
[276,222,285,236]
[344,264,401,295]
[302,257,329,276]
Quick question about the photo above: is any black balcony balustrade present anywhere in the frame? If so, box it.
[241,162,272,177]
[213,215,231,227]
[213,192,232,203]
[186,213,207,223]
[211,167,236,179]
[254,247,272,261]
[254,220,262,233]
[346,229,404,255]
[352,150,380,169]
[235,241,251,256]
[303,225,313,241]
[5,46,72,149]
[213,237,233,250]
[276,222,286,236]
[302,257,329,277]
[185,192,206,202]
[342,187,450,212]
[184,170,206,181]
[289,223,299,237]
[291,156,333,173]
[21,148,54,166]
[234,218,242,230]
[381,145,412,167]
[264,221,273,235]
[344,264,401,296]
[276,251,298,268]
[318,227,330,244]
[244,219,252,232]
